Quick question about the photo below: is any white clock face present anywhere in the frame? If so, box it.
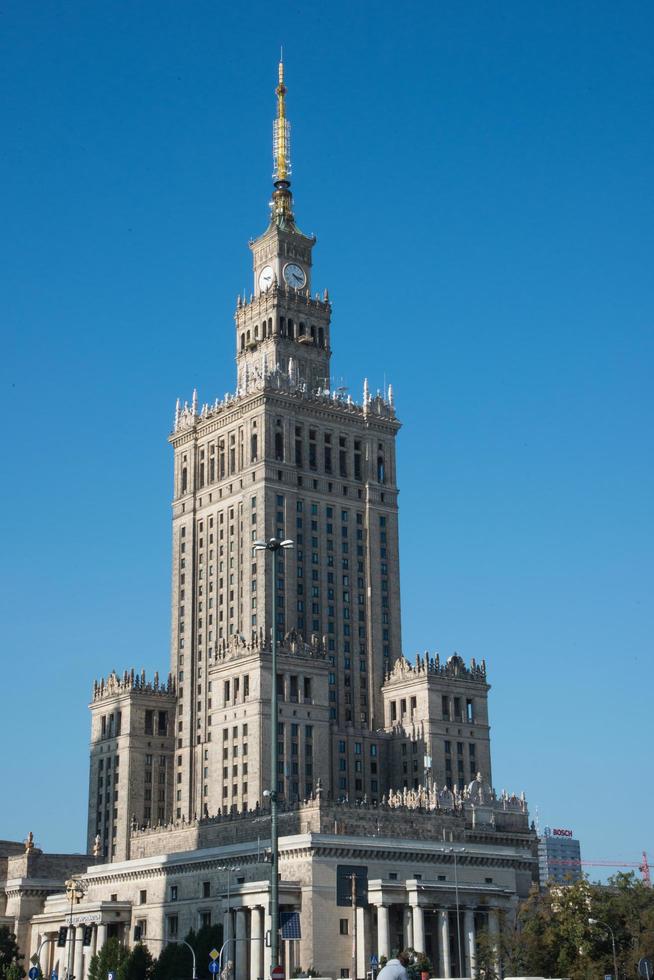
[283,262,306,288]
[258,265,274,291]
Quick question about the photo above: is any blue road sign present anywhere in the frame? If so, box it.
[108,972,116,980]
[51,972,58,980]
[370,956,379,968]
[29,967,40,979]
[209,963,220,974]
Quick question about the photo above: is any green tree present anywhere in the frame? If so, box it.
[0,928,25,980]
[88,938,129,980]
[150,943,189,980]
[508,871,654,980]
[191,925,224,980]
[151,925,222,980]
[118,945,154,980]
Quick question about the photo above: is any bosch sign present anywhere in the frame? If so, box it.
[552,828,574,837]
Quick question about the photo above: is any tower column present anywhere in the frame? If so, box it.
[488,909,500,977]
[356,906,370,980]
[464,909,476,978]
[412,905,425,954]
[403,907,413,950]
[250,907,263,980]
[438,910,451,979]
[73,926,84,980]
[235,908,248,980]
[376,905,389,960]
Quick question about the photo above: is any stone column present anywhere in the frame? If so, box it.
[73,926,84,980]
[412,906,425,955]
[235,909,248,980]
[97,924,108,949]
[403,908,413,951]
[356,906,369,980]
[40,934,51,976]
[263,908,272,980]
[223,910,234,950]
[250,907,263,980]
[438,911,451,979]
[487,909,500,977]
[376,905,390,960]
[464,910,476,978]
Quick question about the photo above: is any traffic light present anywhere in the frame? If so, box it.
[82,926,93,947]
[133,925,142,942]
[57,927,68,948]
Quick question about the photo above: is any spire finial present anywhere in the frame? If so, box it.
[273,56,291,183]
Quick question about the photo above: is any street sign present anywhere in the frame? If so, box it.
[271,966,285,980]
[51,972,57,980]
[108,972,116,980]
[638,958,653,980]
[605,975,612,980]
[370,956,379,968]
[209,949,220,961]
[209,963,220,974]
[30,956,39,966]
[29,966,40,979]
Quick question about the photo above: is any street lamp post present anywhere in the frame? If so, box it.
[64,878,86,980]
[589,918,619,980]
[218,865,241,949]
[253,536,294,976]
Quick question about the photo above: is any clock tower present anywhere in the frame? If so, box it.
[169,60,402,820]
[237,61,331,394]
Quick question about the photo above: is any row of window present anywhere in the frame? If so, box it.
[239,315,327,349]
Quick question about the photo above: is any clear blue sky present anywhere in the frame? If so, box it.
[2,1,652,878]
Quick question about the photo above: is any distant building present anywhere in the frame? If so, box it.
[538,826,582,885]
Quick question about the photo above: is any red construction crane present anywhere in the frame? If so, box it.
[548,851,651,886]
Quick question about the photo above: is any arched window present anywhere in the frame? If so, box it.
[318,327,325,348]
[240,333,245,351]
[275,429,284,462]
[279,316,285,336]
[268,317,273,335]
[310,325,316,341]
[377,455,386,484]
[254,325,259,340]
[181,467,188,493]
[288,318,294,339]
[246,330,251,344]
[299,322,305,336]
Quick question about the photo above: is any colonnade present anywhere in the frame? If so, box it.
[223,905,275,980]
[372,902,501,978]
[37,922,110,980]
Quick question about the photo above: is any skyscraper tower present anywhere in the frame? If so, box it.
[168,61,402,819]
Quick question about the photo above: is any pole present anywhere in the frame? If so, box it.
[180,940,197,980]
[271,542,279,975]
[37,937,53,979]
[590,919,618,980]
[351,875,357,980]
[66,885,75,980]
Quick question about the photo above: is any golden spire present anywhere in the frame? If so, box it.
[273,56,291,183]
